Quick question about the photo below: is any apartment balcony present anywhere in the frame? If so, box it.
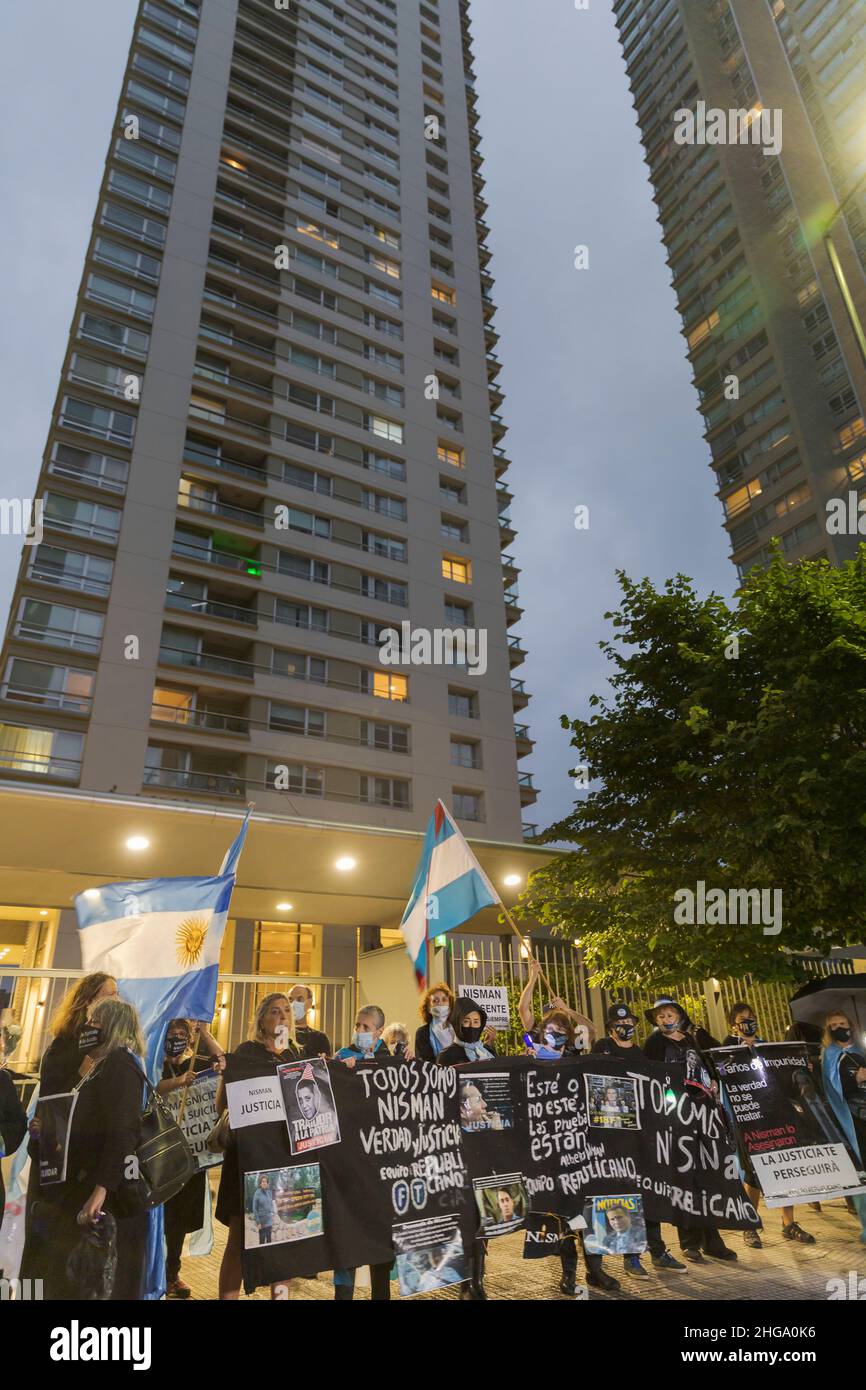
[143,760,247,800]
[488,382,505,411]
[183,433,269,487]
[514,722,534,757]
[504,588,523,626]
[484,323,499,352]
[486,352,502,382]
[493,447,510,480]
[172,528,262,581]
[501,553,519,584]
[522,822,539,842]
[150,688,252,738]
[519,772,538,807]
[490,414,508,443]
[165,575,259,629]
[511,677,530,711]
[498,513,516,547]
[177,478,266,533]
[508,634,527,668]
[158,633,256,684]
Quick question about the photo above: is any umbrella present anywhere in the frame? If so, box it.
[789,974,866,1040]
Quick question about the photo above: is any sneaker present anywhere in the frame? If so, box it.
[651,1251,687,1272]
[743,1228,763,1249]
[586,1269,621,1292]
[166,1278,191,1300]
[682,1248,705,1263]
[623,1254,649,1277]
[782,1222,815,1244]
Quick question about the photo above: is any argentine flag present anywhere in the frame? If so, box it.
[401,799,498,984]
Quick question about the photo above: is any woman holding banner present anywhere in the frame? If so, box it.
[720,1001,815,1248]
[41,996,149,1300]
[214,993,300,1299]
[518,958,596,1055]
[821,1010,866,1242]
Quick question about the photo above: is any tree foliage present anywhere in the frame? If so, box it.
[517,548,866,990]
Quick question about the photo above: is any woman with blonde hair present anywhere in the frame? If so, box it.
[43,995,149,1300]
[19,970,117,1284]
[215,992,300,1299]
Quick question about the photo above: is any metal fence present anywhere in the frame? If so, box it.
[2,969,355,1076]
[446,938,853,1048]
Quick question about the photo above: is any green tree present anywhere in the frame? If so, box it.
[517,548,866,990]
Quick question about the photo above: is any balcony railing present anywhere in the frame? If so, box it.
[12,622,102,655]
[178,493,266,529]
[144,767,245,796]
[522,823,539,841]
[165,593,258,626]
[1,683,92,714]
[0,748,82,782]
[158,645,255,680]
[150,702,251,735]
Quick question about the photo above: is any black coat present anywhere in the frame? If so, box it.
[437,1040,498,1067]
[0,1068,27,1232]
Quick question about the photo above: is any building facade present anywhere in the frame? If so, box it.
[614,0,866,577]
[0,0,544,1004]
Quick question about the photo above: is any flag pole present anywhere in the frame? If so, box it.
[177,1027,202,1126]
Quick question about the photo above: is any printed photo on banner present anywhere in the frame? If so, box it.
[583,1194,647,1256]
[166,1068,223,1170]
[36,1090,79,1186]
[278,1057,341,1155]
[459,1072,513,1132]
[585,1073,640,1129]
[473,1172,528,1236]
[243,1163,323,1250]
[393,1213,468,1296]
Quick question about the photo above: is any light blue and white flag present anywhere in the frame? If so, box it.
[74,809,251,1081]
[400,799,498,985]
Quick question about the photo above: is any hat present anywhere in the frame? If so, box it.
[644,995,691,1028]
[605,1002,637,1026]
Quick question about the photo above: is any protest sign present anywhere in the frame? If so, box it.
[461,985,510,1031]
[165,1068,222,1170]
[583,1194,647,1255]
[36,1091,78,1185]
[711,1042,866,1206]
[278,1058,341,1155]
[227,1052,758,1293]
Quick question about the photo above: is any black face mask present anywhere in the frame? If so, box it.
[78,1024,102,1055]
[830,1026,852,1043]
[737,1019,759,1037]
[461,1026,482,1043]
[614,1024,636,1041]
[166,1036,188,1058]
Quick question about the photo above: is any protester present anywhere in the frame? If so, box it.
[414,982,457,1061]
[643,995,736,1263]
[821,1009,866,1243]
[720,1001,814,1247]
[19,971,118,1284]
[333,1003,392,1299]
[0,1059,27,1237]
[436,997,497,1067]
[41,997,148,1300]
[335,1006,390,1065]
[215,993,300,1299]
[518,957,595,1053]
[586,1002,686,1278]
[382,1021,412,1057]
[252,1173,275,1245]
[156,1018,218,1298]
[287,984,332,1057]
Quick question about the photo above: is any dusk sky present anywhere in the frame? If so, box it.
[0,0,733,832]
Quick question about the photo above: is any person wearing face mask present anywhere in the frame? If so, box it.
[821,1010,866,1243]
[518,957,596,1055]
[155,1019,215,1299]
[414,982,457,1061]
[591,1003,686,1278]
[215,993,300,1300]
[287,984,332,1057]
[643,996,737,1265]
[720,1002,815,1249]
[436,998,497,1067]
[335,1006,390,1066]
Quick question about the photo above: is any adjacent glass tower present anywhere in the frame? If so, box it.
[0,0,537,841]
[614,0,866,576]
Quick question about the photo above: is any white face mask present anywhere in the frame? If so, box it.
[431,1004,450,1021]
[292,1000,307,1021]
[355,1030,374,1053]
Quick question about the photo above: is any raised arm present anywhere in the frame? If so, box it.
[518,957,542,1032]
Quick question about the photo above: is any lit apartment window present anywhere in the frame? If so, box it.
[369,415,404,443]
[431,282,455,305]
[3,658,94,713]
[442,555,470,584]
[373,671,407,701]
[0,723,83,781]
[437,442,464,468]
[687,311,720,351]
[189,393,226,424]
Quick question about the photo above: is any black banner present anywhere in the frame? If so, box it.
[226,1052,758,1293]
[711,1042,866,1207]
